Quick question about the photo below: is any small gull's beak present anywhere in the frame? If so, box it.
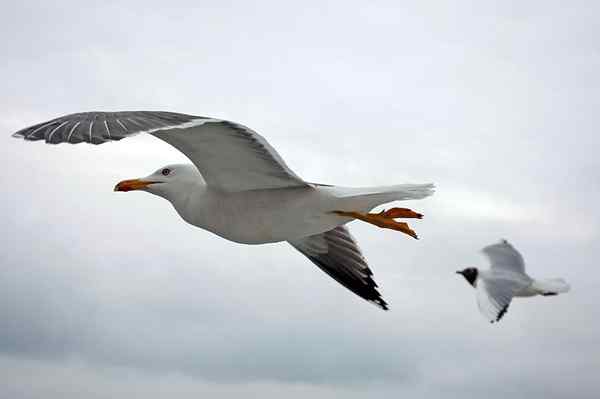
[456,270,463,275]
[114,178,155,192]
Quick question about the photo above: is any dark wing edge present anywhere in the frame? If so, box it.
[10,111,309,191]
[289,226,388,310]
[476,278,521,324]
[495,303,510,323]
[11,111,203,144]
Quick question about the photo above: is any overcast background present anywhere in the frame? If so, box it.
[1,1,599,398]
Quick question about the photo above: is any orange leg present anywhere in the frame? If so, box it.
[378,207,423,219]
[332,208,422,239]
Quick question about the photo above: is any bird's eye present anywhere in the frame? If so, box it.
[161,168,171,176]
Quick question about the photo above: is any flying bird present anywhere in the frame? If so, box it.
[11,111,435,309]
[457,239,570,323]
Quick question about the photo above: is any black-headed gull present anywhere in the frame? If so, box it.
[457,239,570,323]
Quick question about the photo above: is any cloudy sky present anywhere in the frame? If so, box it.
[1,1,599,397]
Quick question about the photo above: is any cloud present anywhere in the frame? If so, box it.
[1,0,599,397]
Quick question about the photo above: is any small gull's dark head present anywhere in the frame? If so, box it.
[456,267,478,287]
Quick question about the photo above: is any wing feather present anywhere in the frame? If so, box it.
[482,239,526,274]
[289,226,388,310]
[12,111,308,192]
[476,276,526,323]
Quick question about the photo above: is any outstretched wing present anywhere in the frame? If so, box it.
[476,276,525,323]
[289,226,388,310]
[11,111,309,192]
[482,239,526,274]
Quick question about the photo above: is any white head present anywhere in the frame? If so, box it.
[114,164,203,201]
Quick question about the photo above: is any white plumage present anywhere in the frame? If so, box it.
[12,111,435,310]
[458,240,570,323]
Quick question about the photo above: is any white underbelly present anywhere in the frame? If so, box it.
[182,187,346,244]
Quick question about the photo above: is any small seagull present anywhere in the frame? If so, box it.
[457,239,570,323]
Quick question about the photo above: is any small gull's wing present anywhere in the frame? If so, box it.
[11,111,309,192]
[482,239,526,274]
[476,276,526,323]
[289,226,388,310]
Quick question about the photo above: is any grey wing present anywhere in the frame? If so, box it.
[482,239,526,274]
[476,276,527,323]
[289,226,388,310]
[11,111,309,192]
[11,111,197,144]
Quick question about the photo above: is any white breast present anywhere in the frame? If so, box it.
[173,187,344,244]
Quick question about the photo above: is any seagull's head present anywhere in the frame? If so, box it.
[114,164,203,200]
[456,267,478,287]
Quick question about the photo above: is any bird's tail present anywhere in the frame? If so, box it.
[334,183,435,212]
[532,278,571,295]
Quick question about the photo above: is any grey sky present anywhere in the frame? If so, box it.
[1,1,599,397]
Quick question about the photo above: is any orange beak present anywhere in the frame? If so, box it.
[114,179,155,192]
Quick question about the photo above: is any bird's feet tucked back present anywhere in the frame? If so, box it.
[377,207,423,219]
[332,207,423,239]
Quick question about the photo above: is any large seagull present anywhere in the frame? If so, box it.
[12,111,434,309]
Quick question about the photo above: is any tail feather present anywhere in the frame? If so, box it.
[335,183,434,202]
[533,278,570,295]
[387,183,435,201]
[331,183,434,213]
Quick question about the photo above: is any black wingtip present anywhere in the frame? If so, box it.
[496,304,509,322]
[373,298,389,311]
